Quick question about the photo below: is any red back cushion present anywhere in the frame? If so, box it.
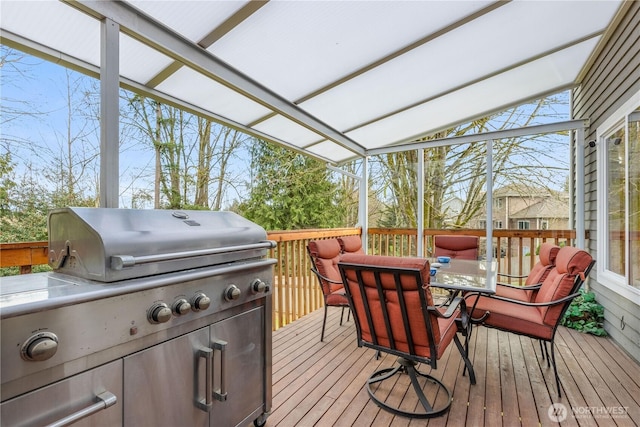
[339,235,364,254]
[339,254,440,356]
[534,246,593,326]
[524,242,560,286]
[308,239,343,294]
[433,235,479,260]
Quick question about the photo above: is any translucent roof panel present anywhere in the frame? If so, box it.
[1,0,100,67]
[0,0,624,165]
[305,141,359,164]
[346,38,601,149]
[128,1,249,44]
[208,0,494,100]
[119,34,175,84]
[298,0,620,131]
[155,67,273,125]
[252,116,325,149]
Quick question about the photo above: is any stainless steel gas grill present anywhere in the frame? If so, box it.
[1,207,276,427]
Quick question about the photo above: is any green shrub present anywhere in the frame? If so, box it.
[561,289,607,336]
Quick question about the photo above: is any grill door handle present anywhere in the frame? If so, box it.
[111,241,277,270]
[196,347,213,412]
[213,340,228,401]
[45,391,116,427]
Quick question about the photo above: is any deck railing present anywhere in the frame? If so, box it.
[0,228,579,330]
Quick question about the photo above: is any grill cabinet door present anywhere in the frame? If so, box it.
[123,327,210,427]
[210,307,265,427]
[0,360,122,427]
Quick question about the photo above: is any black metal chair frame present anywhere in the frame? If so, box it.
[338,261,475,419]
[307,245,351,342]
[469,259,595,398]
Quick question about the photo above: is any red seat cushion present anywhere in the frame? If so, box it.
[467,294,554,340]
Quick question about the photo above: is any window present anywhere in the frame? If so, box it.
[541,220,548,230]
[494,221,503,229]
[493,198,503,208]
[597,95,640,297]
[479,220,487,228]
[517,221,530,230]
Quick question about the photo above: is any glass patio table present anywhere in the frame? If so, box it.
[429,258,497,295]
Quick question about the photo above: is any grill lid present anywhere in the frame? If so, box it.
[48,207,274,282]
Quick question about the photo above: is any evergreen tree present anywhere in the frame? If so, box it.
[238,140,342,230]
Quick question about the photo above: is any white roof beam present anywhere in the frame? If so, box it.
[368,119,589,155]
[66,0,365,157]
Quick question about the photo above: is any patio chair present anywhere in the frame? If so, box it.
[433,235,479,260]
[494,242,561,362]
[338,235,364,254]
[307,239,351,342]
[338,254,475,418]
[465,245,595,397]
[494,242,560,301]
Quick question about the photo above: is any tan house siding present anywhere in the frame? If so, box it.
[572,2,640,362]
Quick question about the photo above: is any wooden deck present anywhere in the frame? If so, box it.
[269,307,640,427]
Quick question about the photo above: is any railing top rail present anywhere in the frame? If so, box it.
[267,227,361,242]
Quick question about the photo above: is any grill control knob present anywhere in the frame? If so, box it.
[148,303,172,324]
[172,298,191,316]
[21,332,58,361]
[252,279,268,294]
[191,293,211,311]
[224,284,241,301]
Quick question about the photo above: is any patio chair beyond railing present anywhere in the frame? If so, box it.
[338,254,475,419]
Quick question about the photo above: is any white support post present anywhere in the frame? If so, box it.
[100,18,120,208]
[575,127,585,249]
[417,148,425,257]
[359,157,369,253]
[486,140,494,273]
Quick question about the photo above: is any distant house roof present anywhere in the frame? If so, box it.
[493,183,558,198]
[510,197,569,219]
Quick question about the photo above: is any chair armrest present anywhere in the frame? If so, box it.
[310,266,343,285]
[428,296,465,319]
[485,292,581,307]
[496,282,542,291]
[497,272,527,280]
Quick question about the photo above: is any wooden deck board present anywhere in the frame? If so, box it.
[266,308,640,427]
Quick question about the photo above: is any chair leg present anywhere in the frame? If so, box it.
[366,357,452,418]
[321,305,328,342]
[339,306,345,326]
[544,341,551,367]
[454,334,476,385]
[538,340,546,361]
[550,342,562,398]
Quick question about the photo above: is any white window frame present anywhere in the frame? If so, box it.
[596,90,640,302]
[517,220,530,230]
